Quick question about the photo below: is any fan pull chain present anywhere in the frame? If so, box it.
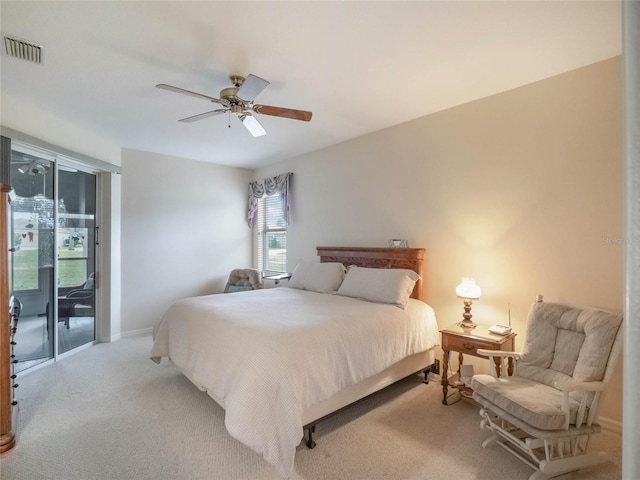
[228,111,231,129]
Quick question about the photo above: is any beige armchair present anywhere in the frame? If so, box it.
[471,296,622,480]
[224,268,263,293]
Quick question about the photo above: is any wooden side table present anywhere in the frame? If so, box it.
[441,325,516,405]
[263,273,292,285]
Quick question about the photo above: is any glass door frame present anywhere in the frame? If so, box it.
[54,156,99,360]
[10,142,100,372]
[10,142,56,371]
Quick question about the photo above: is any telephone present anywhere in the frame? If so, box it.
[488,324,512,336]
[489,303,513,335]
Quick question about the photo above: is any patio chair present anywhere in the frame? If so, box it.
[57,273,95,328]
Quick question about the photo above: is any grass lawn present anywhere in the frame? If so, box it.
[12,248,88,290]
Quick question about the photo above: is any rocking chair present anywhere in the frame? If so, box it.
[223,268,263,293]
[471,296,622,480]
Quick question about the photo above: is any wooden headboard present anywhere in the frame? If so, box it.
[316,246,426,301]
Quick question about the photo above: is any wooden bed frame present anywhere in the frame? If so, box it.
[317,246,425,300]
[301,246,435,448]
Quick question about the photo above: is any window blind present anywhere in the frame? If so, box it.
[256,193,287,274]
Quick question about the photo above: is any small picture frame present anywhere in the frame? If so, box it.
[388,239,408,248]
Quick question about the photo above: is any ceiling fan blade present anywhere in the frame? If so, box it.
[239,114,267,137]
[156,84,221,103]
[253,104,312,122]
[237,74,270,102]
[179,109,228,123]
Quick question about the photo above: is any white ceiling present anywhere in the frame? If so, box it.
[0,1,621,169]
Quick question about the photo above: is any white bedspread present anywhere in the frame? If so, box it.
[150,287,439,477]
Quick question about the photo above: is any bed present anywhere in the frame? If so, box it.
[150,246,440,477]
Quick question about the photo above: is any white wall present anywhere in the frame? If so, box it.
[120,149,252,333]
[256,58,624,423]
[1,93,122,167]
[97,172,121,342]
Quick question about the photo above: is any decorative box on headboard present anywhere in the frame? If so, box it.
[316,246,425,301]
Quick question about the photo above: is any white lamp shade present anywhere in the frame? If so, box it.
[456,277,481,300]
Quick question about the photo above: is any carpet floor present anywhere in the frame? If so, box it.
[0,334,622,480]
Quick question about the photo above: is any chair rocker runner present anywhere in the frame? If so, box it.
[470,296,622,480]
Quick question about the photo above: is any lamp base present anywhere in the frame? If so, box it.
[456,321,477,332]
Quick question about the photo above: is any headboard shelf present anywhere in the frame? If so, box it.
[316,246,425,301]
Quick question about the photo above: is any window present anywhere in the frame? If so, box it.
[256,193,287,274]
[57,216,92,288]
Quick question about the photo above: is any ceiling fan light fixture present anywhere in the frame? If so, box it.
[17,161,47,176]
[239,114,266,137]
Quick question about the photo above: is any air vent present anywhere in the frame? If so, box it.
[2,33,44,65]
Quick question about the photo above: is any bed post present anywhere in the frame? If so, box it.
[304,425,317,449]
[0,183,16,454]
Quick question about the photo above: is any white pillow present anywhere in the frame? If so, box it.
[336,266,420,309]
[288,260,346,293]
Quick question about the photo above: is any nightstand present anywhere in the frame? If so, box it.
[440,325,516,405]
[263,273,292,285]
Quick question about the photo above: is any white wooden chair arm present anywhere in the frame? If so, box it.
[556,381,606,428]
[476,350,522,377]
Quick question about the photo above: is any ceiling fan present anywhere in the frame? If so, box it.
[156,74,312,137]
[15,159,48,176]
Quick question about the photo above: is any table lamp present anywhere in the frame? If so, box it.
[456,277,481,330]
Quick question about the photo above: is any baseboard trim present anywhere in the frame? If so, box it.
[98,328,152,343]
[121,327,153,337]
[98,333,121,343]
[598,416,622,434]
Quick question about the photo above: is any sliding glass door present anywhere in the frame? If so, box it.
[10,145,97,372]
[10,150,55,371]
[56,167,96,355]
